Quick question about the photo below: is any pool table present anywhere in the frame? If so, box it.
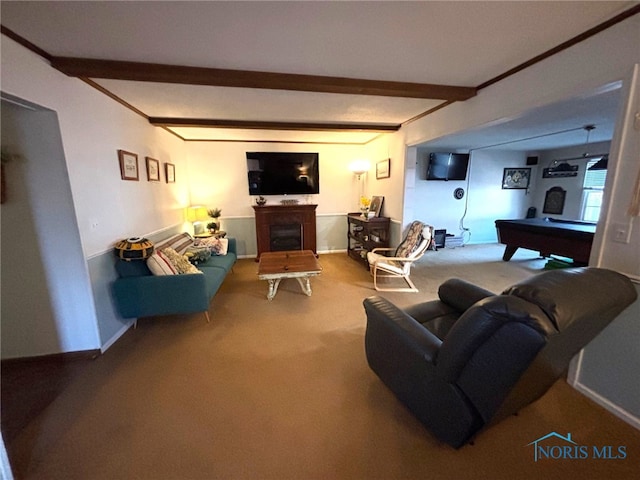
[495,218,596,264]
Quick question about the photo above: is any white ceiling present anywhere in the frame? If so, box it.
[0,1,635,146]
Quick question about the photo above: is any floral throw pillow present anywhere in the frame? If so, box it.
[194,237,228,256]
[162,247,202,275]
[185,247,212,265]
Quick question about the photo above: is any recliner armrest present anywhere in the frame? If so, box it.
[364,296,441,363]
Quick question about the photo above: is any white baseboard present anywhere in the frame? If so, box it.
[100,321,134,353]
[571,380,640,431]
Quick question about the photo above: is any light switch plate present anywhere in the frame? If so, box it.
[612,222,632,244]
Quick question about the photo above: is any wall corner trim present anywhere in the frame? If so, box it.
[571,380,640,431]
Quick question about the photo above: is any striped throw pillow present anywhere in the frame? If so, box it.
[147,250,178,276]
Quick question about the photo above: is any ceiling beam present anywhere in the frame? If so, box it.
[148,117,400,132]
[50,57,476,101]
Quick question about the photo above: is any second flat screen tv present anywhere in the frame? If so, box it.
[427,153,470,181]
[247,152,320,195]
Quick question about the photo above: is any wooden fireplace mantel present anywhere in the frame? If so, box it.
[253,204,317,259]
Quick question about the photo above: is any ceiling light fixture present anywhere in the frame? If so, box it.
[550,124,608,163]
[581,124,596,157]
[543,125,604,178]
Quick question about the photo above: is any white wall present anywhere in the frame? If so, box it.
[185,141,368,255]
[186,141,363,216]
[1,38,188,258]
[411,149,532,243]
[570,65,640,427]
[2,101,99,358]
[1,36,188,354]
[594,65,640,279]
[364,133,407,221]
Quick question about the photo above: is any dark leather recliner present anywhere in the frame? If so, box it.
[363,267,637,448]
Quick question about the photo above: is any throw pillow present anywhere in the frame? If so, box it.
[147,250,178,276]
[185,247,212,264]
[162,247,202,275]
[195,237,228,256]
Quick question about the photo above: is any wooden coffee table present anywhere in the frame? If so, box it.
[257,250,322,301]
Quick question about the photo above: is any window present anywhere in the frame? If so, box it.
[581,158,607,222]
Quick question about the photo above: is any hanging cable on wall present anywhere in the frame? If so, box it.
[458,151,473,245]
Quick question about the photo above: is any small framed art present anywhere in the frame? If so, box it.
[543,186,566,214]
[376,158,390,179]
[146,157,160,182]
[165,163,175,183]
[118,150,139,181]
[502,168,531,189]
[369,196,384,217]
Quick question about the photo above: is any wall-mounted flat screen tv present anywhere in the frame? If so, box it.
[247,152,320,195]
[426,153,470,181]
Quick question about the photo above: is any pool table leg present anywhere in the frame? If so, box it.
[502,245,518,261]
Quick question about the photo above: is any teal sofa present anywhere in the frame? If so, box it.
[112,233,237,321]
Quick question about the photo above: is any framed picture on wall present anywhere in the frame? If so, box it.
[543,186,566,214]
[376,158,390,179]
[145,157,160,182]
[118,150,139,181]
[502,168,531,189]
[165,162,175,183]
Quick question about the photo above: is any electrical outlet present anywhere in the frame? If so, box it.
[612,222,632,244]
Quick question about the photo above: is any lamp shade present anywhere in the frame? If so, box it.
[186,206,209,222]
[114,237,154,261]
[349,159,370,176]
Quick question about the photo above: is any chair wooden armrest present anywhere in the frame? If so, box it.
[370,247,394,255]
[370,255,420,265]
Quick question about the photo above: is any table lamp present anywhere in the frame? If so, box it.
[186,205,209,234]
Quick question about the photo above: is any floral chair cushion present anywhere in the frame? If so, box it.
[394,221,427,258]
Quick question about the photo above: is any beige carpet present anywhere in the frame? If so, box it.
[8,244,640,479]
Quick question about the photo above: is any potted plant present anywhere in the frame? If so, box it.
[207,208,222,232]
